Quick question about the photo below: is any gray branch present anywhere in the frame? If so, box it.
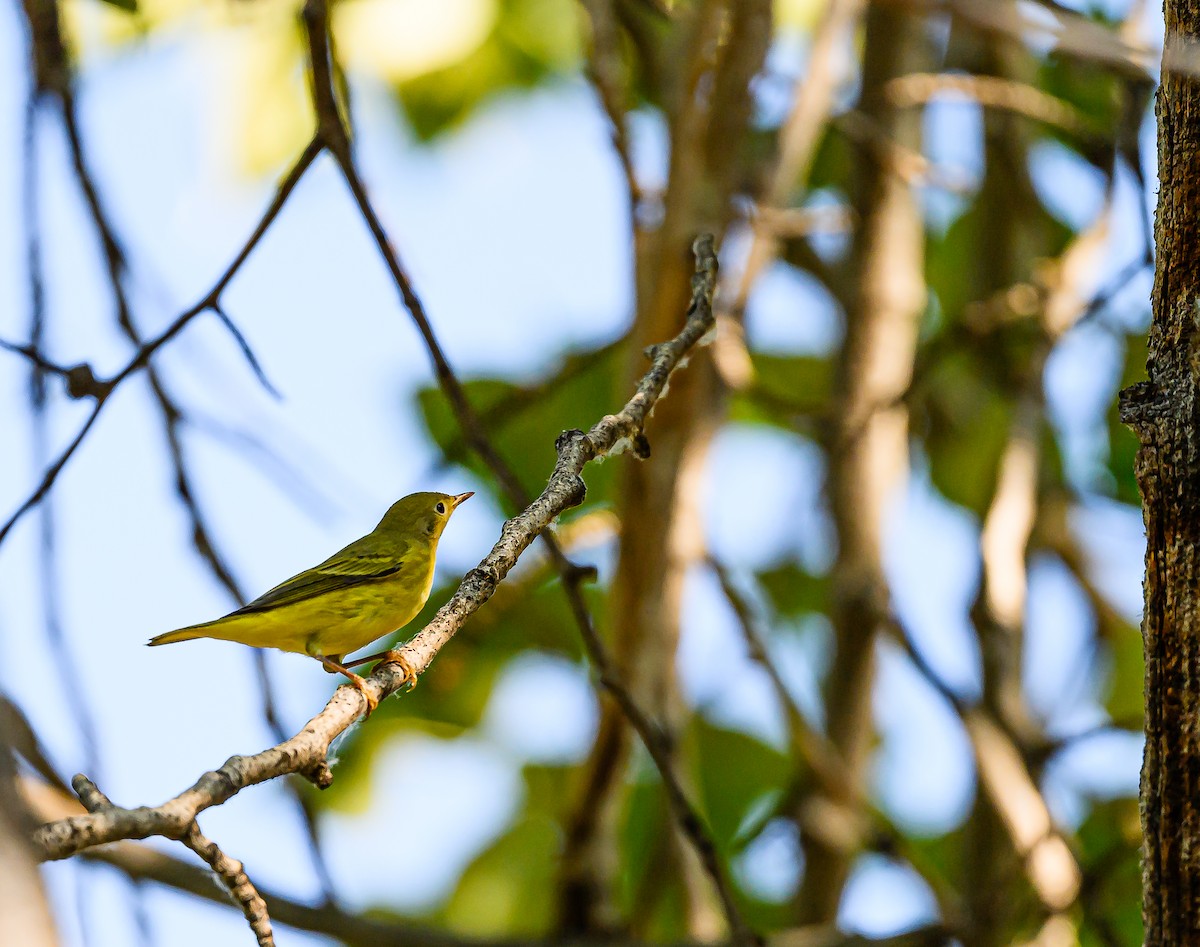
[30,235,718,866]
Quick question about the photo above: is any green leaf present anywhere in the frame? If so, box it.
[1036,49,1125,169]
[756,560,827,617]
[690,717,789,846]
[1103,622,1144,726]
[415,338,624,511]
[918,354,1013,514]
[395,0,581,139]
[95,0,138,13]
[1075,797,1143,946]
[618,773,690,938]
[730,352,832,429]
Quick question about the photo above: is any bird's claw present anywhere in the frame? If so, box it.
[379,649,419,691]
[348,676,379,718]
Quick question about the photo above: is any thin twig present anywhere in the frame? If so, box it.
[71,776,274,946]
[0,139,321,549]
[0,337,76,381]
[180,824,274,947]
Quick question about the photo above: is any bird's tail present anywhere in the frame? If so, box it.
[148,621,222,647]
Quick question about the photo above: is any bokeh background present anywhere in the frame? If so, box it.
[0,0,1156,944]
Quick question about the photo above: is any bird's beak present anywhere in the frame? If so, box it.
[451,492,474,509]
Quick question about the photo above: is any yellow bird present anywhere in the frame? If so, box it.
[149,491,473,714]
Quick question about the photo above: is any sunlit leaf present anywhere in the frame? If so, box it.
[393,0,582,139]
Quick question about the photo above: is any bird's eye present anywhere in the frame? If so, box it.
[435,502,446,515]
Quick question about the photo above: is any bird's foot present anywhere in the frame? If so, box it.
[378,649,419,691]
[318,655,379,717]
[347,675,379,717]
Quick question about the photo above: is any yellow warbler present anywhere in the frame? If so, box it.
[149,491,473,713]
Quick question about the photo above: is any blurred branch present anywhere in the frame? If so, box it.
[580,0,641,213]
[0,136,320,549]
[724,0,865,317]
[877,612,1082,915]
[885,72,1097,138]
[0,712,58,947]
[796,2,929,923]
[705,557,966,930]
[22,52,109,947]
[919,0,1154,77]
[704,557,847,795]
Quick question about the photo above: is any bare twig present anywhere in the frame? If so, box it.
[71,776,274,946]
[180,824,274,947]
[885,72,1097,138]
[0,337,79,384]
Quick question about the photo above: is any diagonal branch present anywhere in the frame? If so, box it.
[298,5,752,937]
[31,235,720,870]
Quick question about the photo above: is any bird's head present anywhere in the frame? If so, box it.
[377,491,473,543]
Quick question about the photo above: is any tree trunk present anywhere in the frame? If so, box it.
[1120,3,1200,943]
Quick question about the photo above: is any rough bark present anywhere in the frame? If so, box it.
[1120,2,1200,942]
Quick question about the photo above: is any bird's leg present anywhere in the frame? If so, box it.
[342,649,387,669]
[344,648,419,690]
[315,655,378,717]
[321,654,343,674]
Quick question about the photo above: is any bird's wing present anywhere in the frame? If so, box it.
[231,536,409,614]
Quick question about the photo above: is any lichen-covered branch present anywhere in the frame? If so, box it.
[31,235,719,870]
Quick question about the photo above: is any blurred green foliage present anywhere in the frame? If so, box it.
[394,0,582,139]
